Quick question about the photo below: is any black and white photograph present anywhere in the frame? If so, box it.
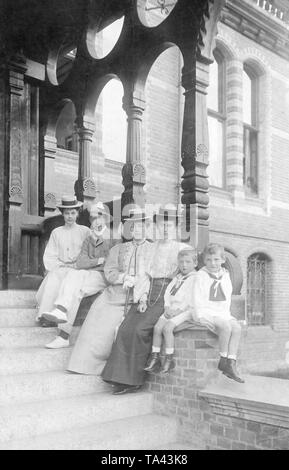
[0,0,289,452]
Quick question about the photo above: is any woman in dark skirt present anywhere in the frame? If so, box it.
[101,206,189,394]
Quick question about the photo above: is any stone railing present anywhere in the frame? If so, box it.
[253,0,285,21]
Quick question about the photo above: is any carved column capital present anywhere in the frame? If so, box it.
[7,54,27,96]
[77,125,94,143]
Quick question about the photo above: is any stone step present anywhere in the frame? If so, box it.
[0,325,81,348]
[0,346,72,375]
[0,326,58,348]
[0,392,153,444]
[0,290,37,308]
[0,413,177,450]
[0,370,110,405]
[0,308,37,327]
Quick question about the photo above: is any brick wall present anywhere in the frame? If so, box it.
[146,327,289,450]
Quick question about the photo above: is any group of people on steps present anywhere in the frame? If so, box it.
[36,195,244,396]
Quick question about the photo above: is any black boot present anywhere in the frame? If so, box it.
[144,353,161,373]
[160,354,175,375]
[224,359,245,383]
[217,356,228,373]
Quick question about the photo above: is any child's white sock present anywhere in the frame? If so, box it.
[228,354,237,360]
[165,348,174,355]
[152,347,161,353]
[220,352,228,358]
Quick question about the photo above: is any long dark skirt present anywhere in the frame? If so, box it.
[101,278,170,386]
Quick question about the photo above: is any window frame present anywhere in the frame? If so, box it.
[243,64,259,197]
[246,253,269,327]
[207,49,227,190]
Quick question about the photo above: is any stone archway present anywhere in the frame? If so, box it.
[0,0,225,288]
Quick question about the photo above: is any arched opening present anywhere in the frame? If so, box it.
[55,101,78,152]
[94,78,127,201]
[247,253,271,326]
[144,44,184,205]
[44,100,79,207]
[47,44,77,86]
[87,16,125,59]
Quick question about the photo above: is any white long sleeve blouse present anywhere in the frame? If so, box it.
[43,224,90,272]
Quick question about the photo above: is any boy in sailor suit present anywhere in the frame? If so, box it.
[192,243,244,383]
[144,247,197,375]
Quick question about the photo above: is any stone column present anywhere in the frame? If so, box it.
[226,58,244,199]
[6,55,27,280]
[42,134,58,215]
[0,71,9,288]
[121,90,146,213]
[74,118,97,205]
[181,56,211,250]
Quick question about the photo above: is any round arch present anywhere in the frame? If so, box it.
[45,98,76,138]
[214,37,237,62]
[83,73,123,122]
[135,41,183,94]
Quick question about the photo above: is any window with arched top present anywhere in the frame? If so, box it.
[207,50,226,188]
[243,65,259,196]
[247,253,270,326]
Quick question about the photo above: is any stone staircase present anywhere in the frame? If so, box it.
[0,290,188,450]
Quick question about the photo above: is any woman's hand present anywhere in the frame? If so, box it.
[137,300,147,313]
[164,307,173,319]
[123,275,135,290]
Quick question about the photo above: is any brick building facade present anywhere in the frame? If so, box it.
[52,1,289,341]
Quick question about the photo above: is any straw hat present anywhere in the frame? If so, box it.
[57,195,83,210]
[153,204,182,223]
[89,201,111,221]
[123,208,151,223]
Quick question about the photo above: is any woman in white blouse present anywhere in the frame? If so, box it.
[35,196,90,323]
[66,209,152,375]
[102,206,189,394]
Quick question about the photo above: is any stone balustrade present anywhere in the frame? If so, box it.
[253,0,285,20]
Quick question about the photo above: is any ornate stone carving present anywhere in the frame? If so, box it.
[133,163,146,184]
[74,176,97,201]
[196,0,225,60]
[197,143,209,160]
[83,177,97,197]
[44,192,57,209]
[9,185,23,199]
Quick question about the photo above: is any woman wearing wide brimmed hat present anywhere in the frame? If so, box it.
[35,196,90,323]
[42,202,115,349]
[67,208,152,375]
[101,205,191,394]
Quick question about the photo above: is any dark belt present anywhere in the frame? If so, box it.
[151,278,171,285]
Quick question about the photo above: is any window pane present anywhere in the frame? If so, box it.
[243,127,258,194]
[208,116,224,187]
[243,70,252,125]
[207,59,219,112]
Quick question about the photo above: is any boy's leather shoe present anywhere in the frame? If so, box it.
[217,356,228,373]
[224,359,245,383]
[160,355,175,375]
[144,353,161,373]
